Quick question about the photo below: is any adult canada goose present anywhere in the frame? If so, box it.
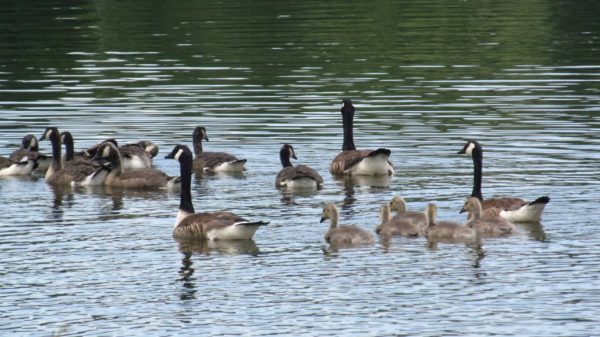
[320,203,375,245]
[192,126,246,173]
[166,144,268,240]
[61,131,92,162]
[376,204,422,237]
[458,139,550,222]
[461,197,515,235]
[0,155,37,176]
[93,142,179,189]
[79,139,154,170]
[330,99,394,176]
[9,134,51,172]
[425,203,477,242]
[40,127,109,186]
[389,196,428,230]
[275,144,324,190]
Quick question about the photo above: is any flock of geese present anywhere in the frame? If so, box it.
[1,99,550,249]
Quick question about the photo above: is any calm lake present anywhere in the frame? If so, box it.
[1,0,599,336]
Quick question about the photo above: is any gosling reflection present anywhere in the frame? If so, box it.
[334,174,392,209]
[176,238,260,256]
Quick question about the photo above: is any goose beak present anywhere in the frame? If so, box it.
[457,149,466,154]
[204,136,209,142]
[165,153,174,159]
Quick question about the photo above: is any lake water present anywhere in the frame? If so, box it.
[1,0,599,336]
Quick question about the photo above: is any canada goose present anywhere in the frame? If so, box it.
[192,126,246,173]
[275,144,324,190]
[40,127,109,186]
[9,134,51,172]
[166,144,268,240]
[79,139,153,170]
[389,196,428,229]
[458,139,550,222]
[0,155,37,176]
[320,203,375,245]
[93,141,179,189]
[61,131,92,162]
[330,99,394,176]
[425,203,477,242]
[461,197,515,235]
[375,204,422,237]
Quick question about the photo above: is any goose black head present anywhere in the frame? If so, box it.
[21,134,39,151]
[458,139,482,157]
[193,127,209,142]
[40,127,59,142]
[166,144,193,161]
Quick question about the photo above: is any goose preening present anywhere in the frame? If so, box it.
[425,203,477,242]
[458,139,549,222]
[93,141,179,189]
[375,203,422,237]
[80,139,154,170]
[9,134,51,172]
[330,99,394,176]
[389,196,428,230]
[192,126,246,173]
[0,155,37,176]
[275,144,324,190]
[320,203,375,245]
[461,197,515,235]
[40,127,109,186]
[166,144,268,240]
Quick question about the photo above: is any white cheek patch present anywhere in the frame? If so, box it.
[29,138,37,149]
[45,129,53,139]
[174,148,184,161]
[102,145,111,158]
[465,142,475,156]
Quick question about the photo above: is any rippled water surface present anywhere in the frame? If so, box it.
[1,1,600,336]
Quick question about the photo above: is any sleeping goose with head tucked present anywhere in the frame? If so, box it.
[330,99,394,176]
[166,144,268,240]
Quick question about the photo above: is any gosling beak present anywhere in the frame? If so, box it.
[459,207,466,214]
[320,216,326,223]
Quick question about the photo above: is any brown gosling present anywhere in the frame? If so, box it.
[320,203,375,246]
[389,196,428,230]
[425,203,477,242]
[376,204,422,237]
[461,197,515,235]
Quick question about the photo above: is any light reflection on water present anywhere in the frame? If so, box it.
[1,0,600,336]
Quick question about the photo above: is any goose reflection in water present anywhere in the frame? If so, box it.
[335,174,392,209]
[176,238,260,256]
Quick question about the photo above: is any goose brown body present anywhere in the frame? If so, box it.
[330,99,394,176]
[94,142,178,189]
[167,144,267,240]
[275,144,323,190]
[458,139,549,222]
[192,127,246,172]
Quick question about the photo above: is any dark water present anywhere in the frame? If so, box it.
[1,1,599,336]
